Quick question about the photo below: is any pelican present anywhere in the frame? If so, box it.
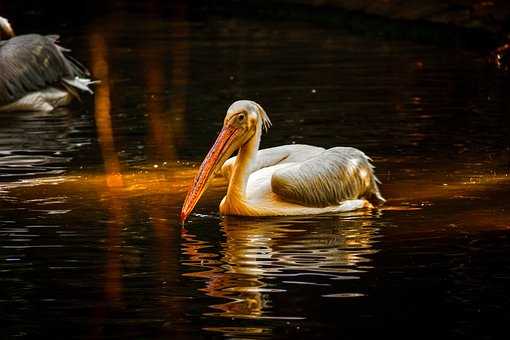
[180,100,385,222]
[0,16,95,112]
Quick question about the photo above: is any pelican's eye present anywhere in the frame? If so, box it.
[237,113,246,122]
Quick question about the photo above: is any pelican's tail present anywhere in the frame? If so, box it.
[62,77,99,100]
[365,175,386,206]
[367,190,386,206]
[47,34,97,98]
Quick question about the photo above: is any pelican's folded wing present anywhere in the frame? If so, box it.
[0,34,90,106]
[221,144,325,180]
[271,147,385,207]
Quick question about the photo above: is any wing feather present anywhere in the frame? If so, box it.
[271,147,385,207]
[221,144,325,180]
[0,34,90,105]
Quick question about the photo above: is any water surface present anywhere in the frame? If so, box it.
[1,3,509,339]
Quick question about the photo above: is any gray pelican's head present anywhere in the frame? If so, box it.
[180,100,271,222]
[0,17,15,39]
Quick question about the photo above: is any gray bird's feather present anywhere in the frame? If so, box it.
[221,144,325,180]
[271,147,385,207]
[0,34,92,106]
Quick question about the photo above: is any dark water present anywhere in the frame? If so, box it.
[1,2,510,339]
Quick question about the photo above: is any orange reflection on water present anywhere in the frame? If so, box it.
[90,32,123,189]
[181,225,266,318]
[385,171,510,206]
[182,217,377,318]
[90,31,126,305]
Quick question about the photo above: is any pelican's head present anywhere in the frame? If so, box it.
[180,100,271,222]
[0,17,15,40]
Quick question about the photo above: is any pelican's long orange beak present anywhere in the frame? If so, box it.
[180,125,238,223]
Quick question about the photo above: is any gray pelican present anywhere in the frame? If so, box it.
[0,16,95,112]
[180,100,385,222]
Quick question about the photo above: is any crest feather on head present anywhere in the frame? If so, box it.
[253,102,272,132]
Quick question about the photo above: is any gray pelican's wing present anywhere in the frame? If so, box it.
[221,144,325,180]
[0,34,89,106]
[271,147,385,207]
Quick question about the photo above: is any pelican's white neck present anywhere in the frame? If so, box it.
[225,123,262,203]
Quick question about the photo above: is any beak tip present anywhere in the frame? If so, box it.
[179,210,188,223]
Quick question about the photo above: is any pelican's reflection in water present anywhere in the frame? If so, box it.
[182,213,380,320]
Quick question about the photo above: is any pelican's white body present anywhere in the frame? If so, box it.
[0,87,71,112]
[218,110,379,216]
[181,100,384,220]
[220,161,370,216]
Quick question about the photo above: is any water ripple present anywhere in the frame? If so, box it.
[182,215,380,319]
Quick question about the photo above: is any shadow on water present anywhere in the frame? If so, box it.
[0,1,510,339]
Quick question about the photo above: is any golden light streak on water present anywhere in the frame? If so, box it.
[90,31,126,306]
[0,167,212,204]
[386,172,510,205]
[90,32,124,189]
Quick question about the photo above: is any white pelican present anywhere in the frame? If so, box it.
[180,100,385,222]
[0,16,95,112]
